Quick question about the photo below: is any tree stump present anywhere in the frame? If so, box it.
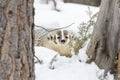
[86,0,120,76]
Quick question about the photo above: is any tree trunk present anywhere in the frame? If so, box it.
[86,0,120,75]
[0,0,35,80]
[64,0,101,6]
[117,52,120,79]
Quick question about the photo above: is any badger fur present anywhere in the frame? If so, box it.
[35,29,74,57]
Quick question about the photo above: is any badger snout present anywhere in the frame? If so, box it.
[61,40,66,44]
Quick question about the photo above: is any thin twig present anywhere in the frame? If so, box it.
[34,55,43,64]
[34,24,49,31]
[34,23,74,32]
[49,23,74,32]
[49,54,58,69]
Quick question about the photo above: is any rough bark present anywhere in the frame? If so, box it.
[64,0,101,6]
[0,0,35,80]
[86,0,120,75]
[117,52,120,79]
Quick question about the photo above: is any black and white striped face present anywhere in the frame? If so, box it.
[47,30,74,45]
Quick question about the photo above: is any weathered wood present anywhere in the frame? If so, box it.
[64,0,101,6]
[86,0,120,75]
[0,0,35,80]
[117,52,120,79]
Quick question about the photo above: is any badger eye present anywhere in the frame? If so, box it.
[57,36,60,39]
[65,36,68,39]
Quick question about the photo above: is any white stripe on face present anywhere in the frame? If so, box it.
[50,30,74,45]
[61,30,64,40]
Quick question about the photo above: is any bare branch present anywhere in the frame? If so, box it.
[50,23,74,32]
[34,55,43,64]
[34,23,74,32]
[34,24,49,31]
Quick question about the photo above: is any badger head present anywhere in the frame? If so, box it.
[47,30,74,45]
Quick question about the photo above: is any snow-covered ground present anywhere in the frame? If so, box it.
[34,0,114,80]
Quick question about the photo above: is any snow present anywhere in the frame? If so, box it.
[34,0,99,33]
[34,0,114,80]
[35,46,114,80]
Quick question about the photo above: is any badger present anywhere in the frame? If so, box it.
[35,30,75,57]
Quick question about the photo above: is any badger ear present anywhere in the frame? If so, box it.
[47,37,50,40]
[47,34,51,40]
[69,33,74,39]
[71,34,74,39]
